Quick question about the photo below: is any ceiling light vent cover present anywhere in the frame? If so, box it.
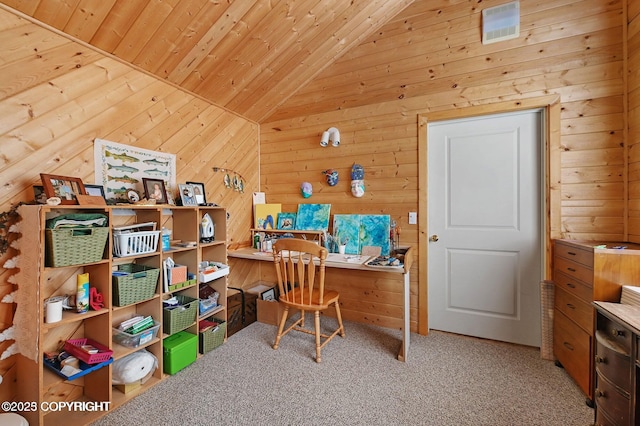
[482,1,520,45]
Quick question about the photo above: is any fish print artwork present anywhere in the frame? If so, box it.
[94,139,176,203]
[107,163,139,173]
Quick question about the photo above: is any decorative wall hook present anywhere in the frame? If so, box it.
[212,167,245,192]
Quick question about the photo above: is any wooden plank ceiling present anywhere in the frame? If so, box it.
[0,0,415,123]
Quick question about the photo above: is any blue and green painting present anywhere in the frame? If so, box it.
[295,204,331,230]
[333,214,390,255]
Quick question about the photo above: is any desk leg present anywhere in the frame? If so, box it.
[398,271,410,361]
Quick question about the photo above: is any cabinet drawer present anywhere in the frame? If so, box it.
[554,256,593,285]
[595,373,630,425]
[555,241,593,268]
[595,407,619,426]
[555,287,593,332]
[595,332,631,393]
[553,310,592,396]
[553,271,592,302]
[598,314,632,354]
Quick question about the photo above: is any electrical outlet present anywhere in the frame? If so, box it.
[408,212,417,225]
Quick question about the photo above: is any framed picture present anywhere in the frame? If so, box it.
[33,185,47,204]
[165,183,176,206]
[84,184,106,198]
[186,181,206,205]
[277,212,296,230]
[40,174,85,205]
[143,178,168,204]
[126,189,141,203]
[260,288,276,301]
[179,183,198,206]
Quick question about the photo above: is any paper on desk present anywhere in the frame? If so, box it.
[325,253,369,264]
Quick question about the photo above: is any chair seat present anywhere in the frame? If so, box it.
[280,288,339,310]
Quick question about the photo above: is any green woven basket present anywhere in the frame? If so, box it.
[163,295,198,335]
[199,319,226,354]
[45,227,109,267]
[112,264,160,307]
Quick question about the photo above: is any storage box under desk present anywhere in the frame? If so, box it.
[163,331,197,375]
[227,288,257,337]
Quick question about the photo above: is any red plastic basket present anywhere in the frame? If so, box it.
[63,338,113,364]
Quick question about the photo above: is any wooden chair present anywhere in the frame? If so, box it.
[271,239,345,362]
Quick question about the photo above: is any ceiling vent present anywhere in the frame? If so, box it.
[482,1,520,45]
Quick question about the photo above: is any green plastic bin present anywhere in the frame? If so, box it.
[163,331,197,375]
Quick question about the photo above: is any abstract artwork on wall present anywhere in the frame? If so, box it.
[332,214,360,254]
[254,203,281,229]
[333,214,391,255]
[295,204,331,231]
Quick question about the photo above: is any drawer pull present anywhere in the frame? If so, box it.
[566,303,575,310]
[563,341,574,351]
[611,328,625,337]
[595,389,606,399]
[566,283,576,289]
[567,251,577,256]
[595,355,606,364]
[567,267,576,272]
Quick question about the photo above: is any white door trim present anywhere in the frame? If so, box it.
[416,95,562,335]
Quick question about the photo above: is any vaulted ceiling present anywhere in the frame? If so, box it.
[0,0,415,123]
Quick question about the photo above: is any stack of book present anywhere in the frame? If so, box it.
[118,315,155,334]
[620,285,640,307]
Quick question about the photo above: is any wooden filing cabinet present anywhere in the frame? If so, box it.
[552,240,640,406]
[593,302,640,426]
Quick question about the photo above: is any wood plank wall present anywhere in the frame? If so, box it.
[0,0,636,406]
[629,0,640,240]
[0,9,258,400]
[261,0,629,334]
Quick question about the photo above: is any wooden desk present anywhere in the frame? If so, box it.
[228,247,413,361]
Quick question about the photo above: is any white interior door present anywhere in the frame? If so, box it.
[427,109,542,347]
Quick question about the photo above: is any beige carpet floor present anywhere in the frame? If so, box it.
[92,317,594,425]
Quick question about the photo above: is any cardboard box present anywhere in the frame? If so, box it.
[114,381,141,394]
[257,299,284,326]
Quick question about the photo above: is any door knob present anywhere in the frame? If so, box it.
[429,235,439,242]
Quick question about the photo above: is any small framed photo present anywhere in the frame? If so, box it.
[126,189,140,203]
[143,178,168,204]
[186,181,206,205]
[33,185,47,204]
[260,288,276,301]
[179,183,198,206]
[40,173,85,205]
[84,184,106,199]
[277,212,296,230]
[165,183,176,205]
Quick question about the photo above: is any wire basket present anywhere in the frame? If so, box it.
[540,280,554,360]
[163,295,198,335]
[113,222,160,257]
[113,264,160,307]
[45,227,109,267]
[199,319,226,354]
